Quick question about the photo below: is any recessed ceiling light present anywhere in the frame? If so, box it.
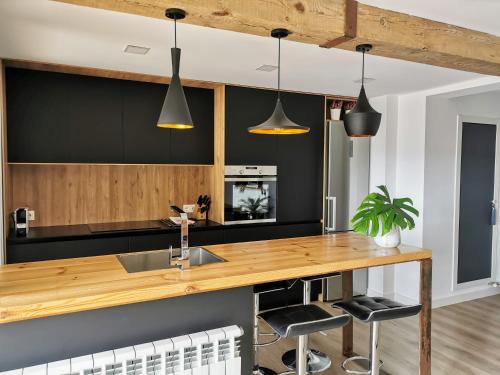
[354,77,376,84]
[256,64,278,72]
[124,45,150,55]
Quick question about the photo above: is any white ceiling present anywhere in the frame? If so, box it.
[0,0,495,97]
[361,0,500,36]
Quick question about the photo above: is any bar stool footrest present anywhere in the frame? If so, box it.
[253,365,278,375]
[341,356,383,375]
[282,348,332,373]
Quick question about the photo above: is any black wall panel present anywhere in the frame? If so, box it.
[170,87,214,164]
[225,85,324,223]
[0,287,254,374]
[277,91,324,222]
[7,237,130,263]
[121,79,170,164]
[225,86,278,165]
[6,69,73,162]
[6,68,214,164]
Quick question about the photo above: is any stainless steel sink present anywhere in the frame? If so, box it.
[172,247,226,267]
[117,247,225,273]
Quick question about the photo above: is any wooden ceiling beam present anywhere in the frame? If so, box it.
[55,0,500,76]
[337,2,500,76]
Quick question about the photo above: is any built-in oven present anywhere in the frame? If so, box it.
[224,166,277,225]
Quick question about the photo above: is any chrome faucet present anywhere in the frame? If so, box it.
[173,212,191,270]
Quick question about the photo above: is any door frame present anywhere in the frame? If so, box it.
[452,115,500,291]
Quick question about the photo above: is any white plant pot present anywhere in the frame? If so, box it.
[374,227,401,248]
[330,108,342,121]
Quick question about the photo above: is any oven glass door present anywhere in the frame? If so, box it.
[224,177,277,224]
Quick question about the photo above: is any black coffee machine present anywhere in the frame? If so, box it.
[14,207,29,236]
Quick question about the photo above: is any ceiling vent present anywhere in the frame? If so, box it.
[256,64,278,72]
[124,45,150,55]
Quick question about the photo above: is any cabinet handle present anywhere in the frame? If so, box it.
[325,196,336,232]
[491,200,497,226]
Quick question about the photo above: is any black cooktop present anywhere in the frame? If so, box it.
[88,221,161,233]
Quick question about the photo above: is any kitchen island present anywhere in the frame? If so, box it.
[0,233,432,374]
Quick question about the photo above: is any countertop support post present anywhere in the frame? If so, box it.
[342,270,354,357]
[419,258,432,375]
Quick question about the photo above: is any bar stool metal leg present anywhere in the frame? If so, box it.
[254,293,277,375]
[340,322,383,375]
[297,334,309,375]
[282,280,331,373]
[369,322,380,375]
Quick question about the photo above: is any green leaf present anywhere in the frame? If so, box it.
[384,212,395,235]
[399,204,419,217]
[369,215,380,237]
[393,197,413,206]
[377,185,391,202]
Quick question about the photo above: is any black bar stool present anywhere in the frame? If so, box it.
[259,304,351,375]
[253,281,297,375]
[333,296,422,375]
[282,273,340,373]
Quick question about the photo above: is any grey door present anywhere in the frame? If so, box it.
[458,122,497,284]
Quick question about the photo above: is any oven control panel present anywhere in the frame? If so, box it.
[224,165,277,176]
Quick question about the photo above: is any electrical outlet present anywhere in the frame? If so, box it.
[183,204,195,213]
[28,210,36,221]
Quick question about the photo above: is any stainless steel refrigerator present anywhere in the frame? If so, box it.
[323,119,370,301]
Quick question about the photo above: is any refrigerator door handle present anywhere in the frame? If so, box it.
[325,196,336,232]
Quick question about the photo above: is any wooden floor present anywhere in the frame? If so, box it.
[259,294,500,374]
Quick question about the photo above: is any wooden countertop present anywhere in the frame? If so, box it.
[0,233,431,324]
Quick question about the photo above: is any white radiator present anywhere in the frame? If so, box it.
[1,325,243,375]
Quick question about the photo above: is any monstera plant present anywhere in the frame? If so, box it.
[351,185,419,247]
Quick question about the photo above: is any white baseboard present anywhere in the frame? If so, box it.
[369,285,500,308]
[369,284,500,309]
[433,285,500,308]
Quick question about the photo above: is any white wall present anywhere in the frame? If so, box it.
[423,90,500,306]
[367,96,398,299]
[451,91,500,117]
[392,93,427,302]
[367,77,500,306]
[423,96,459,302]
[368,93,426,303]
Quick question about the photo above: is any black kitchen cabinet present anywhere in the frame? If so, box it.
[223,222,322,243]
[121,80,171,164]
[225,86,324,223]
[190,230,225,247]
[225,86,278,165]
[129,233,180,252]
[170,88,214,164]
[122,80,214,164]
[277,92,324,222]
[128,230,224,251]
[64,74,124,163]
[6,68,123,163]
[7,237,130,263]
[6,68,214,164]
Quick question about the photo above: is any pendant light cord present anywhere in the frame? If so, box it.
[277,36,281,98]
[361,49,365,87]
[174,17,177,48]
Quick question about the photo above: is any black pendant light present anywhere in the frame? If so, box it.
[344,44,381,137]
[248,29,310,135]
[157,8,193,129]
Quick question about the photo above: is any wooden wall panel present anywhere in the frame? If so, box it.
[4,60,219,90]
[0,60,11,260]
[10,164,215,227]
[211,85,225,224]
